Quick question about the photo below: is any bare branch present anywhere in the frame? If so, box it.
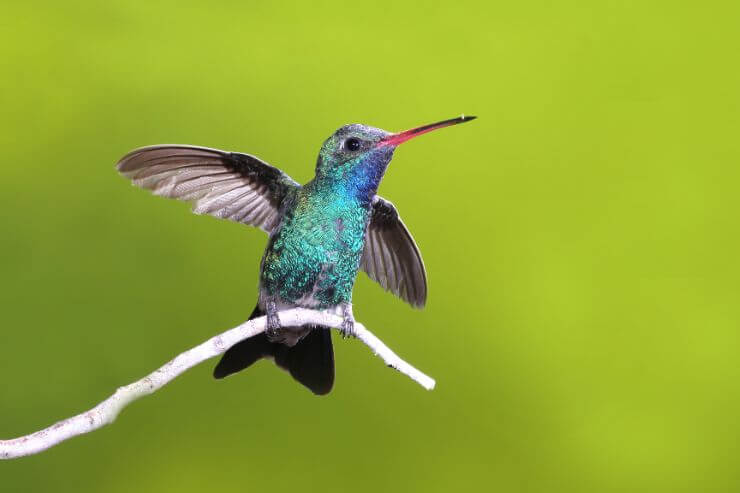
[0,308,434,460]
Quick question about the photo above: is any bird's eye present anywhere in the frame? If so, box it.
[345,138,361,151]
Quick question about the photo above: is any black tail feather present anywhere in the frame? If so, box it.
[274,328,334,395]
[213,305,335,395]
[213,305,271,379]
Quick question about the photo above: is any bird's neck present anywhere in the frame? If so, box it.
[312,158,386,206]
[306,176,376,209]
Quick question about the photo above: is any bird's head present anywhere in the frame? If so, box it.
[314,116,476,200]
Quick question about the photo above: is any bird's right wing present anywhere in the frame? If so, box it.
[117,145,299,233]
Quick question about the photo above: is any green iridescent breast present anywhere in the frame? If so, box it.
[260,184,370,308]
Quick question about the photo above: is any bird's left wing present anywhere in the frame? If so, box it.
[117,145,299,233]
[360,196,428,308]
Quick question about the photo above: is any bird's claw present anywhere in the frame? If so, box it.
[340,317,355,339]
[266,301,281,340]
[339,303,356,338]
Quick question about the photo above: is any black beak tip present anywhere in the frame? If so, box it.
[460,115,477,122]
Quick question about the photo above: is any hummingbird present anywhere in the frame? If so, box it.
[117,115,476,395]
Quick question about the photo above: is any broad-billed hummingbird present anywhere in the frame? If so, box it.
[117,115,476,394]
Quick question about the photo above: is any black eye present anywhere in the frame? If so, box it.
[345,138,361,151]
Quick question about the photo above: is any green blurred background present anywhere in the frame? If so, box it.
[1,1,739,491]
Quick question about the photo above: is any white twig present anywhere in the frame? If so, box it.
[0,308,434,460]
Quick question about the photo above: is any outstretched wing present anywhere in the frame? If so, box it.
[360,196,427,308]
[116,145,299,233]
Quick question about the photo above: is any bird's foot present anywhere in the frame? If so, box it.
[340,317,355,339]
[266,300,281,340]
[339,303,356,339]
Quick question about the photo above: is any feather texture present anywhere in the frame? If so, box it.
[117,145,298,233]
[361,196,427,308]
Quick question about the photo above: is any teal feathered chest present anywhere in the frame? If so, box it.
[260,183,370,308]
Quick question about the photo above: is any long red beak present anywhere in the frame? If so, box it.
[379,115,476,147]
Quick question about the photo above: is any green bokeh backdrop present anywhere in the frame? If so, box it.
[1,1,739,491]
